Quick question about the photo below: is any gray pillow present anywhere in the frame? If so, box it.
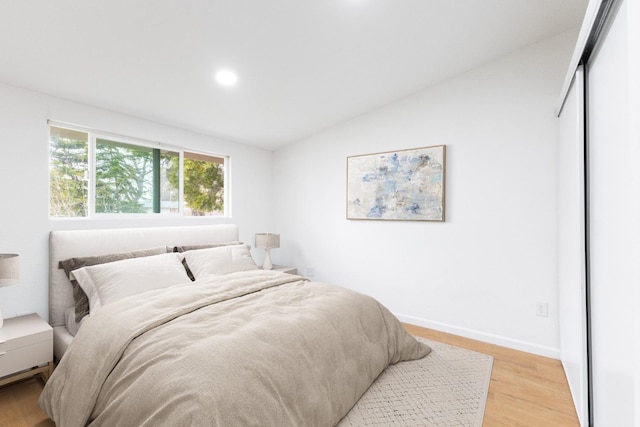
[59,246,171,322]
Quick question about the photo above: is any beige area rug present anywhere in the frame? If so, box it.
[338,338,493,427]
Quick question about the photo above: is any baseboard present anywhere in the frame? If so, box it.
[395,312,561,359]
[561,359,587,426]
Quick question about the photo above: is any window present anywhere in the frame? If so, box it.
[49,127,89,217]
[182,152,225,216]
[49,124,227,218]
[94,139,179,214]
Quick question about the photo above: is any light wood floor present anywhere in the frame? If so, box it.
[0,324,578,427]
[0,376,53,427]
[405,324,579,426]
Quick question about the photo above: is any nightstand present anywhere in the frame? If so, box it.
[0,313,53,387]
[268,265,297,275]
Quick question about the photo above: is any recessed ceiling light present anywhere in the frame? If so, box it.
[215,69,238,87]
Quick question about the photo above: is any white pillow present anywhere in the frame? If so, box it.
[70,252,190,315]
[182,244,259,280]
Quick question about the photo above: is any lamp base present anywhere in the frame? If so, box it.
[262,248,273,270]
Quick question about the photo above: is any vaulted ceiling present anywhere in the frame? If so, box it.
[0,1,587,149]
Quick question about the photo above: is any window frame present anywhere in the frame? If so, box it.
[48,121,229,219]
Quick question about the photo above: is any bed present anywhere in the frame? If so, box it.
[40,224,430,426]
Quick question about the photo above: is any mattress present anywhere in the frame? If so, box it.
[53,326,73,362]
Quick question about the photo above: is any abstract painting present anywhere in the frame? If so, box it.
[347,145,445,221]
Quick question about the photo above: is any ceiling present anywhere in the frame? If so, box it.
[0,1,587,150]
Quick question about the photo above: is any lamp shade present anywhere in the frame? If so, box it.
[255,233,280,249]
[0,253,19,287]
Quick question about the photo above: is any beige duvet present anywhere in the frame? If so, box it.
[40,270,430,427]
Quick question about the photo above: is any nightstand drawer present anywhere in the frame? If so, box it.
[0,329,51,353]
[0,340,52,378]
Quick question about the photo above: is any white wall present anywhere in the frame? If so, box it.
[0,82,274,322]
[273,30,578,357]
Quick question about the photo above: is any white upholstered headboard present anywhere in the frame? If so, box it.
[49,224,239,327]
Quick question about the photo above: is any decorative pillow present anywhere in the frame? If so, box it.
[70,253,191,315]
[182,244,259,280]
[59,246,171,322]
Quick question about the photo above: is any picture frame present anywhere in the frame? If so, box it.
[346,145,446,221]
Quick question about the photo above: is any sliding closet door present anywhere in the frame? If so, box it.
[586,0,636,424]
[557,66,588,426]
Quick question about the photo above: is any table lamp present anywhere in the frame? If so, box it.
[0,253,19,328]
[255,233,280,270]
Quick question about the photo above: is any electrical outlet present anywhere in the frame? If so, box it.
[305,267,316,277]
[536,302,548,317]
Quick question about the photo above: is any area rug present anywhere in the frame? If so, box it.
[338,338,493,427]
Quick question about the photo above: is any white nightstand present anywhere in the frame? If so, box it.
[0,313,53,387]
[268,265,297,275]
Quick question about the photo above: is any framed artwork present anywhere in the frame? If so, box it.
[347,145,446,221]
